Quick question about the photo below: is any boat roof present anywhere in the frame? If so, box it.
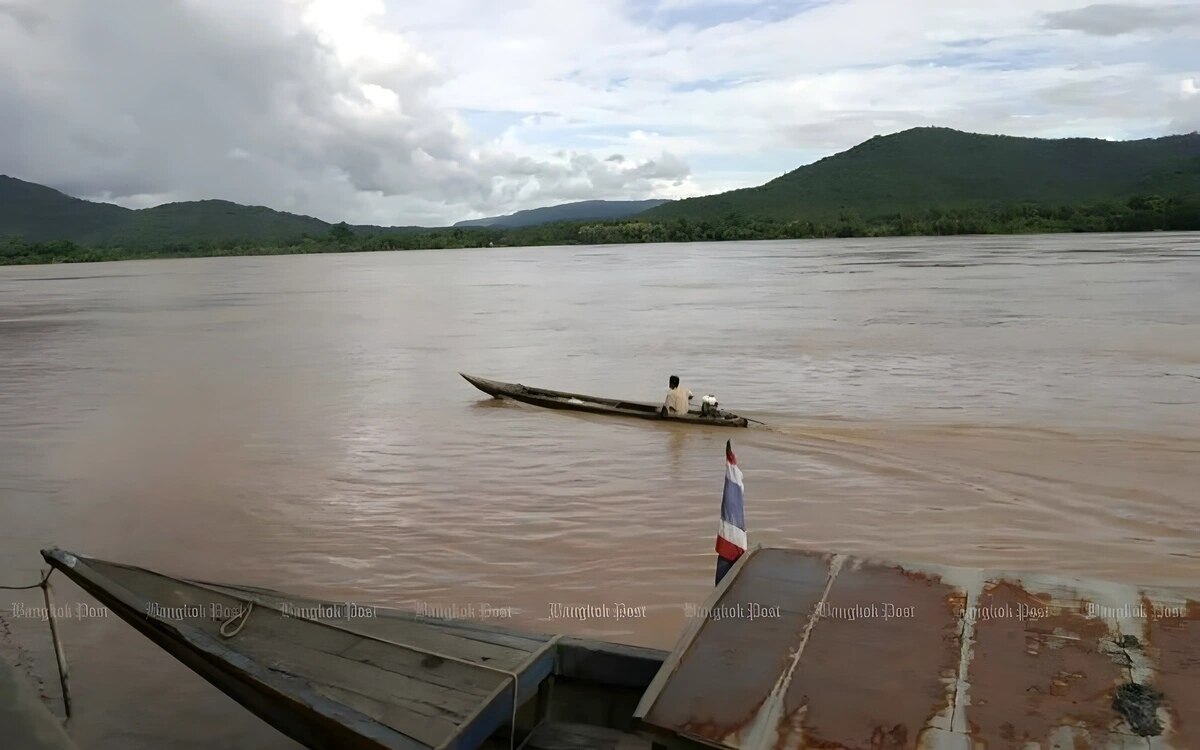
[42,549,560,750]
[635,546,1200,749]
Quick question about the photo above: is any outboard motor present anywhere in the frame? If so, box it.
[700,394,719,417]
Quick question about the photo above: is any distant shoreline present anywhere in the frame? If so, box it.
[3,198,1199,266]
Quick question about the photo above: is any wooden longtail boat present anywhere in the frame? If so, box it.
[40,549,666,750]
[460,373,750,428]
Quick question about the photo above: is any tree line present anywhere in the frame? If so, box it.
[3,194,1199,265]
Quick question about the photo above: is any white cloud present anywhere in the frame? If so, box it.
[0,0,1196,225]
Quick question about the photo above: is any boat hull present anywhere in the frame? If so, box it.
[40,549,670,750]
[460,374,749,428]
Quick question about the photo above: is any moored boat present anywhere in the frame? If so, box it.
[40,549,667,750]
[460,373,750,428]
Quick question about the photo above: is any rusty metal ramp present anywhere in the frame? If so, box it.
[634,547,1199,750]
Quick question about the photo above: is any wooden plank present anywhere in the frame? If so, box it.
[319,617,539,671]
[97,567,537,695]
[231,635,485,721]
[311,684,460,749]
[372,615,550,653]
[366,609,551,650]
[234,606,364,654]
[198,580,551,651]
[233,615,506,698]
[89,560,250,632]
[339,639,506,697]
[190,583,544,669]
[101,564,544,675]
[442,638,559,750]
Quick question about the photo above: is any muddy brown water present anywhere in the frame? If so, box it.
[2,233,1198,748]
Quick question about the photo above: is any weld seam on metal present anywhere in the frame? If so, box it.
[741,553,845,750]
[948,577,981,734]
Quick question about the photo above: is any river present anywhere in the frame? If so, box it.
[2,233,1198,748]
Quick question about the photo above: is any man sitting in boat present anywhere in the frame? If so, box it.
[661,375,693,416]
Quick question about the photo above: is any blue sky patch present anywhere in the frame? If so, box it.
[671,77,753,92]
[626,0,827,31]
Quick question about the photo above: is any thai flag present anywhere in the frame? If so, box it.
[715,440,746,585]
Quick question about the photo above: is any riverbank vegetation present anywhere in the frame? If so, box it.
[3,194,1198,265]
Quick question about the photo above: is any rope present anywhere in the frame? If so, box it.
[219,600,254,638]
[0,569,54,590]
[0,568,72,718]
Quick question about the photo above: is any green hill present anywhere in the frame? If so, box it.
[109,200,330,246]
[0,176,331,246]
[646,127,1200,221]
[0,175,133,242]
[0,176,662,245]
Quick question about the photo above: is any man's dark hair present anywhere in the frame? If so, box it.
[669,375,680,389]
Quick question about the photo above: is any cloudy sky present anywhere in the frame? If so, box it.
[1,0,1197,226]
